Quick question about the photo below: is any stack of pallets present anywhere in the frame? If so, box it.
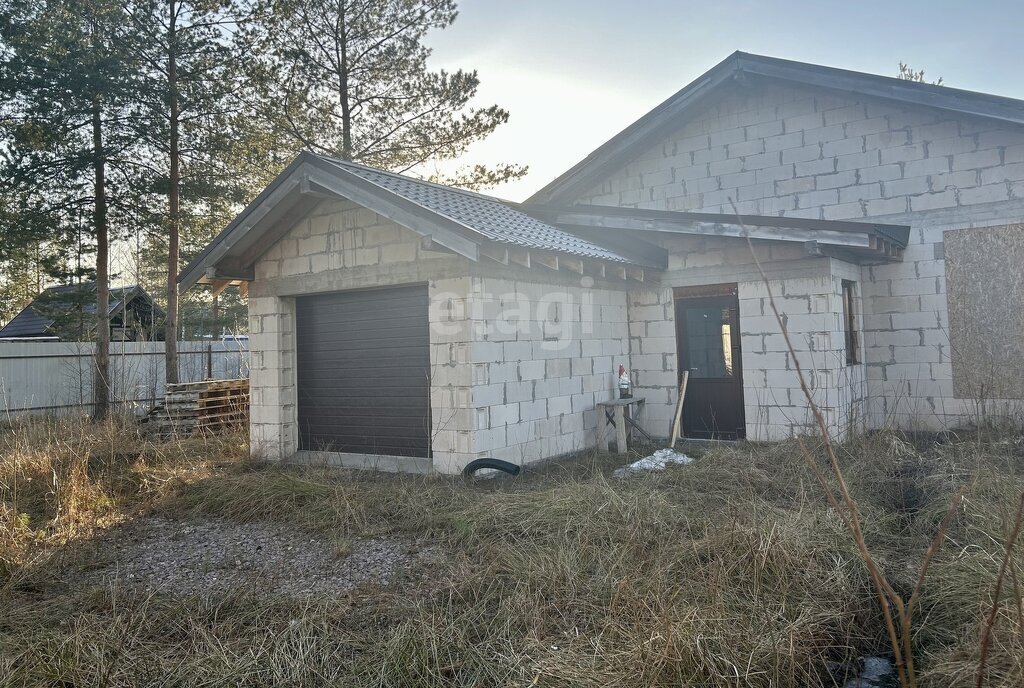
[143,378,249,437]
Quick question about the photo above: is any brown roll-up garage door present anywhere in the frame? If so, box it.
[296,284,430,457]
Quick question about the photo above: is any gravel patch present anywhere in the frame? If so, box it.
[83,516,432,598]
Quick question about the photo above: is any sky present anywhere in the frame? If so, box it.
[423,0,1024,201]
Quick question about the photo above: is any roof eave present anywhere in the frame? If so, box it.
[532,203,909,264]
[177,155,493,293]
[177,154,315,291]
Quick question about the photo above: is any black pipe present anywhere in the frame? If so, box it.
[462,458,522,479]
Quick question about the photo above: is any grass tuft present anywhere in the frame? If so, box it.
[2,419,1023,686]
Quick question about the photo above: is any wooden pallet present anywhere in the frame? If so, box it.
[142,378,249,438]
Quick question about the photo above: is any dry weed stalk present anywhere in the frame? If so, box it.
[976,490,1024,688]
[731,200,964,688]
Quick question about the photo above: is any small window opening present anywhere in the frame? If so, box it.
[842,280,859,366]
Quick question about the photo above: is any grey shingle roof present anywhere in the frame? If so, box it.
[321,157,632,263]
[0,284,148,338]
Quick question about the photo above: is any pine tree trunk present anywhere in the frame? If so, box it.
[91,99,111,421]
[338,3,351,159]
[165,0,180,384]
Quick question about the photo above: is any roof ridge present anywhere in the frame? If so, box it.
[733,51,1024,105]
[315,155,517,206]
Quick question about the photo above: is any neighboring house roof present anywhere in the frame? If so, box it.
[0,283,161,338]
[529,51,1024,206]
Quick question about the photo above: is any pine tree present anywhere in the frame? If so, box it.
[126,0,293,375]
[123,0,234,381]
[249,0,525,188]
[0,0,146,418]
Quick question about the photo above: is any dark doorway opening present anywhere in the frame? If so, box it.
[674,284,745,440]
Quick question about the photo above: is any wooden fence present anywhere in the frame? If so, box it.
[0,340,249,417]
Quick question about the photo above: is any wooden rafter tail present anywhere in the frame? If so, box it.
[612,265,628,280]
[535,253,559,271]
[480,245,509,264]
[583,261,606,278]
[625,266,645,282]
[509,249,531,268]
[561,257,584,274]
[210,280,231,298]
[298,175,332,198]
[419,235,456,254]
[238,282,249,298]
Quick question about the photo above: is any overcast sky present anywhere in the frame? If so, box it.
[424,0,1024,201]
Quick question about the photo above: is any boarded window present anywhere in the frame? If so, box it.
[945,225,1024,399]
[841,280,859,366]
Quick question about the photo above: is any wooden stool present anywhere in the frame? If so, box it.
[596,397,647,454]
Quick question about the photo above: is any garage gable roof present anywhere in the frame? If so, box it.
[178,153,641,292]
[529,51,1024,205]
[319,157,632,263]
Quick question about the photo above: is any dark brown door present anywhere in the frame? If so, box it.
[296,284,430,457]
[674,286,745,439]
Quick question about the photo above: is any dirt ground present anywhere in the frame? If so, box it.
[79,516,440,598]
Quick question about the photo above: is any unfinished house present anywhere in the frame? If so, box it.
[179,52,1024,473]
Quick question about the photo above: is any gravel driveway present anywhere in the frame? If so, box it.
[83,516,435,598]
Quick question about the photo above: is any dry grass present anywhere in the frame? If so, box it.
[1,418,1023,686]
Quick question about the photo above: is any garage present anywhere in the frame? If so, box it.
[295,284,431,457]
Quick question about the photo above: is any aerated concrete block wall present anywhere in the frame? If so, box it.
[738,268,868,440]
[465,275,629,466]
[576,80,1024,433]
[248,198,477,470]
[626,286,678,438]
[627,236,866,441]
[247,198,635,472]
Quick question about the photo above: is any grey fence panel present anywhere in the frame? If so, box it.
[0,341,250,416]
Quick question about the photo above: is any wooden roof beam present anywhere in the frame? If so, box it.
[480,245,509,265]
[583,261,606,278]
[535,254,559,271]
[509,248,531,269]
[420,235,457,254]
[625,266,645,282]
[561,256,584,274]
[210,280,231,298]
